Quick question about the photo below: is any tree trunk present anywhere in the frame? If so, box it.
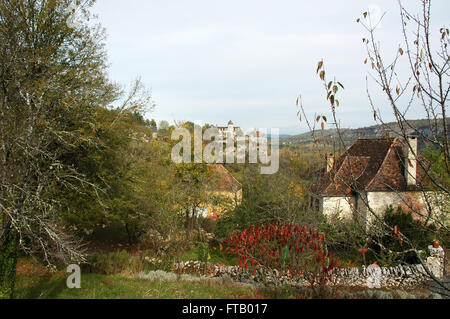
[0,225,19,299]
[125,222,132,246]
[185,209,191,240]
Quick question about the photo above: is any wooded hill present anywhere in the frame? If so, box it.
[280,118,449,149]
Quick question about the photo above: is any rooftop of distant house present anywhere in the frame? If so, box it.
[216,120,241,131]
[207,164,242,193]
[311,137,428,196]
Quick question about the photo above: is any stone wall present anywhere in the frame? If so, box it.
[209,263,431,289]
[178,244,446,289]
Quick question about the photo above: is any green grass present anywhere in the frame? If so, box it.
[12,258,262,299]
[14,272,266,299]
[182,246,239,266]
[11,258,432,299]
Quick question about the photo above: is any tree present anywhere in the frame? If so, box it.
[215,161,316,241]
[0,0,149,297]
[158,120,170,131]
[148,118,157,131]
[59,107,154,244]
[298,0,449,294]
[360,0,449,198]
[358,1,449,293]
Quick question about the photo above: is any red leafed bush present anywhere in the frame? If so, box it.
[226,223,340,287]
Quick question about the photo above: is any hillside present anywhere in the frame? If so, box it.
[280,118,449,149]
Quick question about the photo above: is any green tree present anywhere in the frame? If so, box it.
[215,164,308,240]
[0,0,148,297]
[158,120,170,131]
[59,107,154,243]
[148,118,157,131]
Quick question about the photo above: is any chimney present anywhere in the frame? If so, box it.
[405,135,418,186]
[326,153,334,172]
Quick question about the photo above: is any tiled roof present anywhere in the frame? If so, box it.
[217,126,241,130]
[207,164,242,193]
[311,138,426,196]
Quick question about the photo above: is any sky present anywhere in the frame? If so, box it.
[91,0,449,135]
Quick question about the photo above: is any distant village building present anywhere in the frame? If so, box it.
[215,120,262,140]
[309,136,445,226]
[216,120,243,139]
[212,121,268,164]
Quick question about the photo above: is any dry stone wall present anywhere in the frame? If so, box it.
[177,244,445,289]
[209,263,431,288]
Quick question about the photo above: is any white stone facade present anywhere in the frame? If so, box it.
[320,196,354,219]
[317,190,447,226]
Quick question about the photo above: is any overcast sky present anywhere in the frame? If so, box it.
[92,0,449,135]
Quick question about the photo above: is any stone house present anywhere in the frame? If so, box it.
[216,120,243,139]
[309,136,445,224]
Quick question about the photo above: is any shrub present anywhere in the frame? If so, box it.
[140,255,173,273]
[369,206,438,265]
[90,250,132,275]
[315,214,366,263]
[137,229,167,252]
[196,242,210,263]
[198,217,217,234]
[226,223,340,289]
[214,215,238,241]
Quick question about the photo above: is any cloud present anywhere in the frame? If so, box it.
[92,0,449,135]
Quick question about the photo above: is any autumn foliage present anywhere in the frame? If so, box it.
[226,223,340,287]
